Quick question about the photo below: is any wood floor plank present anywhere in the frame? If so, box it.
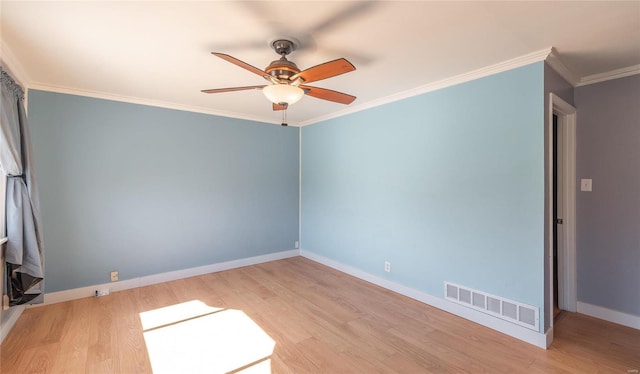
[0,309,40,368]
[13,342,60,374]
[113,290,152,373]
[385,351,447,374]
[1,257,639,373]
[85,295,121,373]
[48,298,92,373]
[136,282,179,313]
[250,299,314,344]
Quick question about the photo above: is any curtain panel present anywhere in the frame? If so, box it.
[0,67,44,305]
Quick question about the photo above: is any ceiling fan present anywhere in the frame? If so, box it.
[201,39,357,115]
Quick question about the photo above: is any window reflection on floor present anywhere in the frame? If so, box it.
[140,300,275,373]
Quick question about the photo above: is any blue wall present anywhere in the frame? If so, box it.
[302,63,545,329]
[28,91,299,292]
[27,62,548,331]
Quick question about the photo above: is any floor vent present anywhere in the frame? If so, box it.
[444,282,539,331]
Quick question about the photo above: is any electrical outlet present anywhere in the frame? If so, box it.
[384,261,391,273]
[294,240,299,249]
[95,289,110,297]
[110,271,118,282]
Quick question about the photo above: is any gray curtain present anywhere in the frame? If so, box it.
[1,67,44,306]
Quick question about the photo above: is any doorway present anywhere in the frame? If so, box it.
[552,113,565,319]
[548,93,577,331]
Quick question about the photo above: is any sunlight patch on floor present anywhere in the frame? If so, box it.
[140,300,275,373]
[139,300,223,330]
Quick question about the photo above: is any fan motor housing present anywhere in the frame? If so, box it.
[266,58,300,80]
[266,39,301,81]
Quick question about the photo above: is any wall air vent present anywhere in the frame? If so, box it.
[444,282,539,331]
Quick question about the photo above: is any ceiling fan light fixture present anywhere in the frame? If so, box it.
[263,84,304,105]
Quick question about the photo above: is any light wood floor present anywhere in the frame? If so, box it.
[1,257,638,373]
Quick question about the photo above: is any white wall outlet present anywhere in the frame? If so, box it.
[294,240,299,249]
[110,271,118,282]
[95,289,110,297]
[580,178,592,192]
[384,261,391,273]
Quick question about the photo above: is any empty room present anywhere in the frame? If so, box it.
[1,1,639,373]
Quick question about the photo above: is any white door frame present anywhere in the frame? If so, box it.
[548,93,577,322]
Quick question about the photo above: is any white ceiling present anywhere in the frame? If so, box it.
[1,1,639,126]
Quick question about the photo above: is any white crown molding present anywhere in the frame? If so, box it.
[577,64,640,87]
[20,46,639,126]
[28,82,285,126]
[4,46,554,128]
[0,40,32,88]
[12,47,560,128]
[299,48,554,126]
[545,47,580,87]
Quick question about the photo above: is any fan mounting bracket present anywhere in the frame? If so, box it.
[268,37,299,56]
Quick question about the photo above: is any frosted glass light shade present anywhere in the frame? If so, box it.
[263,84,304,105]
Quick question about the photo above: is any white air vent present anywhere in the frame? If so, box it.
[444,282,539,331]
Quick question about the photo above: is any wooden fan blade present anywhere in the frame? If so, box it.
[201,85,266,94]
[273,103,288,111]
[291,58,355,83]
[212,52,269,79]
[300,85,356,105]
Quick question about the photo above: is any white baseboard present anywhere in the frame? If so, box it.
[34,249,300,307]
[0,305,25,345]
[577,301,640,330]
[300,249,548,349]
[14,248,555,349]
[545,326,554,348]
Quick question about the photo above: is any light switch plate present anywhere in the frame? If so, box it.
[581,178,592,192]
